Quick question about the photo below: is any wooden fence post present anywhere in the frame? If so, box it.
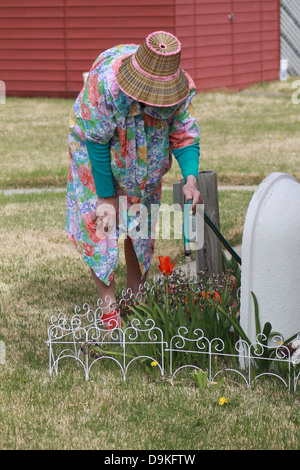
[173,170,223,276]
[196,171,222,275]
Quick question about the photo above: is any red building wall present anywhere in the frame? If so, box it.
[177,0,280,90]
[0,0,280,98]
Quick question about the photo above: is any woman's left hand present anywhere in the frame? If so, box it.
[92,195,119,237]
[182,175,203,212]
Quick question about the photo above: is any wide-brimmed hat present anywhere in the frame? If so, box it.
[116,31,190,107]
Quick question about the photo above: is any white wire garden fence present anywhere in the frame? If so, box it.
[46,276,300,392]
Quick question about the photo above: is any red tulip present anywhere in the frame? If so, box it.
[158,256,176,276]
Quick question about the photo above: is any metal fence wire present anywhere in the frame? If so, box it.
[46,281,300,392]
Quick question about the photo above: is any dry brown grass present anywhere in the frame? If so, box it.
[164,78,300,186]
[1,79,299,189]
[1,82,299,449]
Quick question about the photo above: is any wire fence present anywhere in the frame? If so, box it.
[46,284,300,392]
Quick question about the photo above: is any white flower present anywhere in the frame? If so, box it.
[291,348,300,365]
[290,339,300,366]
[291,339,300,349]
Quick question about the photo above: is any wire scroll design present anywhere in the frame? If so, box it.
[46,283,300,392]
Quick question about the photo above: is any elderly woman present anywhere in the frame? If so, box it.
[66,31,202,325]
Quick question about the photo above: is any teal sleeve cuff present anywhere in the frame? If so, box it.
[172,143,200,182]
[85,139,115,198]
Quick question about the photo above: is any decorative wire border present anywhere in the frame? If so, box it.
[46,279,300,392]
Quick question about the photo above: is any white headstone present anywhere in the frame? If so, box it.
[240,172,300,343]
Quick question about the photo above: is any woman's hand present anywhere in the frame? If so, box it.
[92,195,119,237]
[182,175,203,212]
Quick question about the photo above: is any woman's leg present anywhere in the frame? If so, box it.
[124,236,148,296]
[90,268,116,312]
[90,268,123,328]
[90,236,149,305]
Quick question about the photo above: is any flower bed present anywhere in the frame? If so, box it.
[46,256,300,391]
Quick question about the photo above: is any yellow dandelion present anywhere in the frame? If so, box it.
[219,397,228,406]
[151,361,158,367]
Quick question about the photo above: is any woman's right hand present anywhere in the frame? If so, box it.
[92,196,119,237]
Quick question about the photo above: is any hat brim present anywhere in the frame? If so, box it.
[116,54,190,107]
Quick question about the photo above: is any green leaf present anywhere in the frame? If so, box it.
[217,305,251,345]
[251,291,261,337]
[262,321,272,345]
[192,369,208,389]
[284,332,299,344]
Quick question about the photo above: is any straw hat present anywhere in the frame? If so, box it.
[116,31,190,107]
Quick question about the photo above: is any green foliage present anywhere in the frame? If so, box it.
[217,291,299,373]
[119,269,240,373]
[191,369,208,389]
[191,367,225,393]
[119,270,300,378]
[222,251,241,290]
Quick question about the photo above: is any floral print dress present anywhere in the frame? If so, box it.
[66,44,200,286]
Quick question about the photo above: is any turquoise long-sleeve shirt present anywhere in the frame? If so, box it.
[85,140,115,197]
[85,139,199,198]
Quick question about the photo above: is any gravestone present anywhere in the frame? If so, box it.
[240,172,300,343]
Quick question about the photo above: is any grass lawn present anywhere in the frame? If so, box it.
[0,189,299,450]
[0,80,299,450]
[0,79,299,189]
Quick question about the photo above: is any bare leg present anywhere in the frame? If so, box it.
[124,236,149,297]
[90,268,116,312]
[90,237,149,307]
[90,268,123,329]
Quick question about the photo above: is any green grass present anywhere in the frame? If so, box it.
[0,97,73,189]
[1,81,299,450]
[0,188,251,304]
[1,188,250,341]
[0,190,299,450]
[1,79,299,189]
[0,367,298,450]
[218,190,253,246]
